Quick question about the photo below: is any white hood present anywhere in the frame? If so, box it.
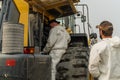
[109,36,120,47]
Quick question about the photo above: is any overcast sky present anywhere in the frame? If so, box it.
[78,0,120,37]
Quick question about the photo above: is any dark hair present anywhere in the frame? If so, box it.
[102,27,113,36]
[100,21,113,36]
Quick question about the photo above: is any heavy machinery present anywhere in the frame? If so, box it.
[56,4,97,80]
[0,0,97,80]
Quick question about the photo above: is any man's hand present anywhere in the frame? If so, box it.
[40,51,49,55]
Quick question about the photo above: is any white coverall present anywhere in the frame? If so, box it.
[43,25,71,80]
[89,36,120,80]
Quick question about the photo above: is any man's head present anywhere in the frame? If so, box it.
[96,21,113,39]
[49,19,60,28]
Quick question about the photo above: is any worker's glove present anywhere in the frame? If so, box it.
[40,51,49,55]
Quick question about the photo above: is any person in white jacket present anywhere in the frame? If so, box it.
[89,21,120,80]
[43,20,71,80]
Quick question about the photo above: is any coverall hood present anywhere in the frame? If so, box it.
[109,36,120,48]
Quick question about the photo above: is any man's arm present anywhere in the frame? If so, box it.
[43,29,57,53]
[66,32,71,43]
[88,46,101,77]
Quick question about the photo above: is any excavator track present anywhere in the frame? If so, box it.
[56,46,89,80]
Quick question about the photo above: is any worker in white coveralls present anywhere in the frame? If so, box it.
[43,19,71,80]
[89,21,120,80]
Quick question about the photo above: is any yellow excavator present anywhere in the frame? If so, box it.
[0,0,96,80]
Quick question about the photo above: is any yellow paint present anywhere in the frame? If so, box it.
[89,74,94,80]
[66,27,73,34]
[13,0,29,46]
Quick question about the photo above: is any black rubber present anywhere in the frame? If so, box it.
[56,46,89,80]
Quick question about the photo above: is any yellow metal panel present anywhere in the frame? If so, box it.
[14,0,29,46]
[25,0,78,19]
